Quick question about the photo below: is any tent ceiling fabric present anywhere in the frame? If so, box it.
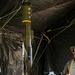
[32,0,75,32]
[0,0,75,75]
[0,0,75,32]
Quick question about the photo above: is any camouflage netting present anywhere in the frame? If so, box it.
[1,27,22,75]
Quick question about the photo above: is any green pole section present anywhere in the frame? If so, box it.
[22,2,32,75]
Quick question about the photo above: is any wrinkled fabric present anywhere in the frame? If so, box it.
[7,50,22,75]
[63,59,75,75]
[69,60,75,75]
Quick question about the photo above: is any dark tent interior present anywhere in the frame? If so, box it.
[0,0,75,75]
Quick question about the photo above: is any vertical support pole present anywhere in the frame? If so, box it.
[22,1,32,75]
[0,31,2,75]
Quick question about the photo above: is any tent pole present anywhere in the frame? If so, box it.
[22,1,32,75]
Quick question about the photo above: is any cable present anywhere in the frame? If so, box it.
[49,18,75,41]
[0,0,25,30]
[4,0,21,25]
[47,25,69,32]
[32,35,43,65]
[43,33,50,41]
[0,0,24,19]
[47,12,75,32]
[0,6,21,31]
[0,0,28,20]
[0,9,21,19]
[12,0,21,10]
[33,18,75,67]
[25,0,29,2]
[33,42,49,68]
[34,36,47,41]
